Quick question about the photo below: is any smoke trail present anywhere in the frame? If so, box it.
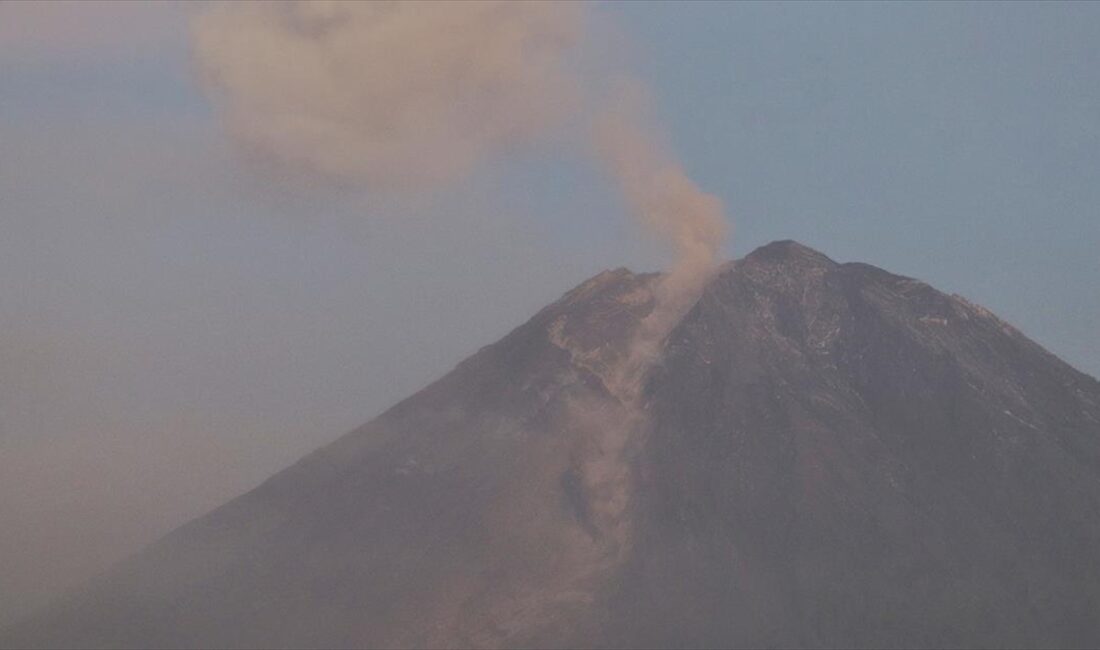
[193,3,728,630]
[595,80,728,401]
[194,1,726,363]
[192,0,728,539]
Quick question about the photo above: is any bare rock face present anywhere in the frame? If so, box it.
[5,241,1100,649]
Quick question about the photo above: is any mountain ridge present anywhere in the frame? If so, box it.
[5,240,1100,649]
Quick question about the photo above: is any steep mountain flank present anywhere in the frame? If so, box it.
[6,242,1099,649]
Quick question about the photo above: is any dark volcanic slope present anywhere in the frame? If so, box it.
[601,241,1100,648]
[5,242,1100,649]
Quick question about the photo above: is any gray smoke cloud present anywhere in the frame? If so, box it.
[193,3,729,609]
[193,1,584,191]
[193,2,728,310]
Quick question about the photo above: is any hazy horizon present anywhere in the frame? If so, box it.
[2,0,1098,632]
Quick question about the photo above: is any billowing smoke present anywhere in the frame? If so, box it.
[193,2,728,569]
[193,3,727,317]
[193,1,583,191]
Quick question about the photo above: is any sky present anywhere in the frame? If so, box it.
[1,0,1098,628]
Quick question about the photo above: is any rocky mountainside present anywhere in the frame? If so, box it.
[5,241,1100,649]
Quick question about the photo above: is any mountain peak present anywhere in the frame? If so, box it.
[8,241,1100,650]
[742,239,836,268]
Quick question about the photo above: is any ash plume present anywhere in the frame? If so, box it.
[595,80,728,401]
[192,1,728,609]
[192,1,584,191]
[193,2,728,324]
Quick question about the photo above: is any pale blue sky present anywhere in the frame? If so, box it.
[0,0,1097,626]
[613,1,1100,375]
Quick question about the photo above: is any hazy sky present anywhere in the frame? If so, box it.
[1,0,1098,627]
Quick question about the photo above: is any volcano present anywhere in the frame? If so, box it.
[5,241,1100,649]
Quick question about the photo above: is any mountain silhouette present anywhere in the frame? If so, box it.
[5,241,1100,649]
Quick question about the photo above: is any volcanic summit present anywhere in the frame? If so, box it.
[5,241,1100,649]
